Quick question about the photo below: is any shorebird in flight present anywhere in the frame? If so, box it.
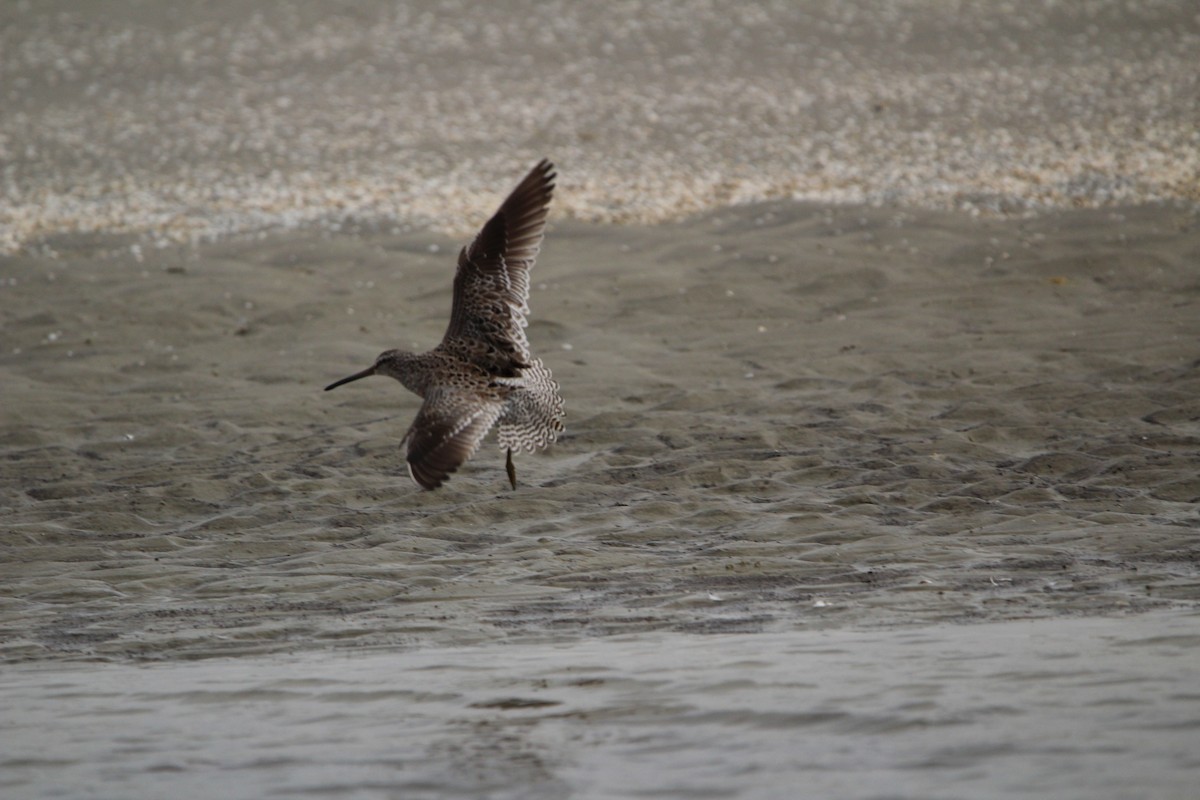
[326,159,564,490]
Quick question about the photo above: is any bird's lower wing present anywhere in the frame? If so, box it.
[401,389,504,490]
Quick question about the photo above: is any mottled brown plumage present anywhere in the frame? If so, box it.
[325,159,564,490]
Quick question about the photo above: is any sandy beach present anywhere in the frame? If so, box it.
[2,1,1199,798]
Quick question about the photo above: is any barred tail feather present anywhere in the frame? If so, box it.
[497,358,565,452]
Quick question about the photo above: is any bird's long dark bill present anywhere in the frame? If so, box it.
[324,366,376,391]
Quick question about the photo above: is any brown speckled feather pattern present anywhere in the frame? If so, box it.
[438,159,555,374]
[326,159,564,490]
[401,380,505,491]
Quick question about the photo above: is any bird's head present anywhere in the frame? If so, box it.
[324,349,409,391]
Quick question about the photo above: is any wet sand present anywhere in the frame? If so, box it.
[4,200,1200,660]
[2,1,1200,797]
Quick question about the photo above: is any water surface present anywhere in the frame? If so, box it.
[5,612,1198,799]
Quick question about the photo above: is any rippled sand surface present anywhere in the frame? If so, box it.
[5,202,1199,659]
[3,1,1200,797]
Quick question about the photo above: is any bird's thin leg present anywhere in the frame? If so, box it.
[505,448,517,490]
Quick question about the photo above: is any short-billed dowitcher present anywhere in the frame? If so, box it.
[325,159,564,490]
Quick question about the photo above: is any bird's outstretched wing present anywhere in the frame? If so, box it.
[440,159,555,374]
[401,387,504,490]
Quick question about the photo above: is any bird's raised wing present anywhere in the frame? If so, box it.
[440,159,555,374]
[400,387,504,490]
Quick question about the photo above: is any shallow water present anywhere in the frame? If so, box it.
[5,611,1198,800]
